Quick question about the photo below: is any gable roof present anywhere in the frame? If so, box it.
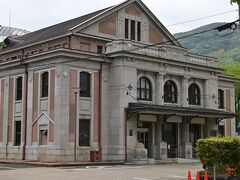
[0,0,180,54]
[0,6,112,53]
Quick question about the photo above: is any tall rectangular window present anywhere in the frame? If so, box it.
[14,121,21,146]
[41,72,49,98]
[218,89,224,109]
[137,22,141,41]
[125,19,129,39]
[79,119,90,146]
[15,77,23,101]
[130,20,136,40]
[80,72,91,97]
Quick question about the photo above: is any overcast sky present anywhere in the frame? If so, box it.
[0,0,238,34]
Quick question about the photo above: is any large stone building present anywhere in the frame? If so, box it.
[0,0,236,162]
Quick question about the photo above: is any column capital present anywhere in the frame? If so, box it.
[183,76,190,80]
[157,72,166,76]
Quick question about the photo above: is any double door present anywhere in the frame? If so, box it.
[163,123,177,158]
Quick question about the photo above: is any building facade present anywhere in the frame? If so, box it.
[0,0,236,162]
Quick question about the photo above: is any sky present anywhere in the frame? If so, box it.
[0,0,239,34]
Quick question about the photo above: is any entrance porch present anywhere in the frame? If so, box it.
[126,103,235,163]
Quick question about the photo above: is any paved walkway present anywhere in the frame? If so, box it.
[0,163,202,180]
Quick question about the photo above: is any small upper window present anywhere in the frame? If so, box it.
[164,80,177,103]
[97,46,103,54]
[137,77,152,101]
[80,72,91,97]
[41,72,49,98]
[188,83,201,105]
[130,20,136,40]
[125,19,129,39]
[16,77,23,101]
[218,89,224,109]
[125,18,141,41]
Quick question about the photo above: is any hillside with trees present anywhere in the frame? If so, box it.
[174,22,240,65]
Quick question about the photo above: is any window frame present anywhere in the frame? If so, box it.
[164,80,178,103]
[14,121,21,146]
[130,20,136,40]
[79,119,91,147]
[218,89,224,109]
[125,19,129,39]
[41,72,49,98]
[15,76,23,101]
[79,71,91,98]
[137,76,152,101]
[188,83,201,105]
[124,18,141,41]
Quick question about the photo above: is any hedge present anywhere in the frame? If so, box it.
[196,137,240,176]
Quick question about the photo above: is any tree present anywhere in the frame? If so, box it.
[223,64,240,133]
[0,42,6,49]
[230,0,240,4]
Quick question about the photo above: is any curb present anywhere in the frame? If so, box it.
[0,160,125,167]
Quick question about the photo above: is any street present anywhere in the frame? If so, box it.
[0,163,202,180]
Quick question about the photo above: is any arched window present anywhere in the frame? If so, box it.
[188,83,200,105]
[41,72,49,98]
[80,72,91,97]
[164,80,177,103]
[15,76,23,100]
[137,77,152,101]
[218,89,224,109]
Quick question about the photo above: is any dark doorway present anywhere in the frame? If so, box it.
[162,123,177,158]
[189,124,201,158]
[137,131,149,149]
[189,124,201,147]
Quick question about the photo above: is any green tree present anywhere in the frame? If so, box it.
[0,42,6,49]
[230,0,240,4]
[222,64,240,132]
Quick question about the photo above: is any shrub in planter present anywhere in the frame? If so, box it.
[196,136,240,176]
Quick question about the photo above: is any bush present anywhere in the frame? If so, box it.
[196,137,240,176]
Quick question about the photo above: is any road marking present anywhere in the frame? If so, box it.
[133,178,153,180]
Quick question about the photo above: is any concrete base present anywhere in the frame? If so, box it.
[176,158,200,164]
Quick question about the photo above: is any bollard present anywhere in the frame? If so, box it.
[196,171,200,180]
[187,170,192,180]
[204,171,208,180]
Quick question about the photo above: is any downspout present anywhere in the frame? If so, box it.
[22,55,28,160]
[124,108,128,162]
[98,62,102,160]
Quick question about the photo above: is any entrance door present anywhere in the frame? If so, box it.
[137,130,149,149]
[189,124,201,146]
[190,124,201,157]
[163,123,177,158]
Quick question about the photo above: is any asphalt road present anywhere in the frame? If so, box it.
[0,163,202,180]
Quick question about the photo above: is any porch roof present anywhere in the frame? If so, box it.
[128,103,235,119]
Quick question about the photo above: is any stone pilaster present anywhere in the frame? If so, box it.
[181,76,189,107]
[156,73,164,105]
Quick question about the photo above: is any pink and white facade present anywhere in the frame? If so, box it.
[0,0,236,162]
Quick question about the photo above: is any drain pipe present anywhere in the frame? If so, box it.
[124,108,128,162]
[22,61,28,160]
[98,62,102,160]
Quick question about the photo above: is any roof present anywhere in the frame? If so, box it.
[0,0,181,54]
[0,6,112,52]
[128,103,235,119]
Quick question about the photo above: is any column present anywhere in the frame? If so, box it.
[181,118,192,159]
[181,76,189,107]
[156,73,164,105]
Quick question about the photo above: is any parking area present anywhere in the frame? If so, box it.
[0,163,202,180]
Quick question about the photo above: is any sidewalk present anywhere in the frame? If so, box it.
[0,159,124,167]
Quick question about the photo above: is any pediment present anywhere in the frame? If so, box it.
[32,112,54,126]
[73,0,181,46]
